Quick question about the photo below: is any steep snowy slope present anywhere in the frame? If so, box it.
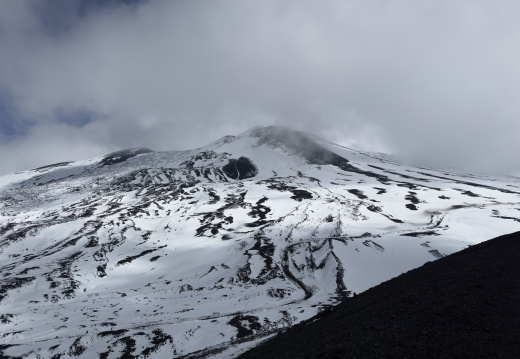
[1,126,519,358]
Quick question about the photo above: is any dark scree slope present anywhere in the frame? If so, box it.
[240,231,520,359]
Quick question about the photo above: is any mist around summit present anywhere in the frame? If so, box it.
[1,0,520,175]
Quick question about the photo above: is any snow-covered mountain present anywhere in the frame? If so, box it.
[1,126,519,358]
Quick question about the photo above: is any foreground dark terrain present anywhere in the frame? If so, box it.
[240,231,520,359]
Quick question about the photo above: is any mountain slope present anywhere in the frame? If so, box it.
[240,230,520,359]
[0,126,519,358]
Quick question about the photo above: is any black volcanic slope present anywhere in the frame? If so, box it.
[99,148,153,166]
[240,231,520,359]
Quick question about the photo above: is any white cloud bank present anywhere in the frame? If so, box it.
[1,0,520,174]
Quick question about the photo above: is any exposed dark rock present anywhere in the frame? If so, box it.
[222,157,258,180]
[263,180,313,201]
[99,148,153,167]
[290,189,312,201]
[116,248,161,266]
[0,314,15,324]
[405,191,420,204]
[366,205,381,212]
[373,187,387,194]
[460,190,480,197]
[0,277,36,302]
[68,338,86,357]
[228,315,263,338]
[33,162,73,172]
[405,203,418,210]
[492,215,520,223]
[141,329,174,357]
[401,231,440,237]
[348,189,368,200]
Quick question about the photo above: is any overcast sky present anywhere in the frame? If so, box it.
[1,0,519,175]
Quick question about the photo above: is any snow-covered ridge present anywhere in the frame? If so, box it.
[1,126,519,358]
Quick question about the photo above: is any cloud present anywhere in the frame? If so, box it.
[1,0,520,174]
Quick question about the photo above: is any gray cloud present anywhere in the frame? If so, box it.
[1,0,520,175]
